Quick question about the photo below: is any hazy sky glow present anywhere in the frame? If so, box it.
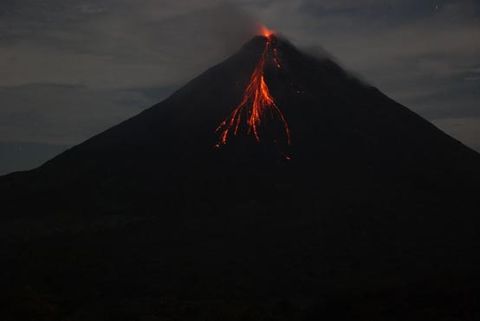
[1,0,479,174]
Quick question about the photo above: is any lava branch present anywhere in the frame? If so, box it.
[215,30,291,148]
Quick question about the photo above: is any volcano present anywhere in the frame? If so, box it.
[1,31,480,319]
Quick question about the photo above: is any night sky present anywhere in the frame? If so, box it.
[1,0,479,174]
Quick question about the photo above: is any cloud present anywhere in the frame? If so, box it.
[0,1,257,89]
[0,83,169,145]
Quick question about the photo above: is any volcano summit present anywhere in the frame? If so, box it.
[216,27,291,150]
[1,30,480,319]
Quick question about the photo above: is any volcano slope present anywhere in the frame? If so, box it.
[1,35,480,320]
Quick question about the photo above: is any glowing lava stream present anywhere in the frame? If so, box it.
[215,27,291,148]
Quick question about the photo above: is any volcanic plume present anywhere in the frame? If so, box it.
[215,27,291,148]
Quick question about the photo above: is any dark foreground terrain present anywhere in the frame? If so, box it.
[1,36,479,320]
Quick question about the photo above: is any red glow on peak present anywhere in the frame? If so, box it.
[259,25,275,38]
[215,29,291,150]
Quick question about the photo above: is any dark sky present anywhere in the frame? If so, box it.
[1,0,479,174]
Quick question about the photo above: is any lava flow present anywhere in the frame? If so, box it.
[215,27,291,148]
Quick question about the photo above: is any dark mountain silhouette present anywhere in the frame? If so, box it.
[1,35,480,320]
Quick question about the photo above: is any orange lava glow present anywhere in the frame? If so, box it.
[216,28,291,148]
[260,26,275,38]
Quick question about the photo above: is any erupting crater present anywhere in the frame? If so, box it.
[215,26,291,150]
